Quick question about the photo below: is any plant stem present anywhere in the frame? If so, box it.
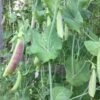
[71,92,88,100]
[71,86,100,100]
[79,87,88,100]
[72,35,75,76]
[48,62,53,100]
[48,0,58,48]
[41,66,44,89]
[40,66,45,100]
[71,35,75,91]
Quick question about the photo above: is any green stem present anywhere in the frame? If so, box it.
[84,32,95,41]
[72,35,75,76]
[48,62,53,100]
[76,39,80,60]
[41,66,44,89]
[79,87,88,100]
[71,35,75,91]
[71,86,100,100]
[71,92,88,100]
[40,66,45,100]
[48,1,58,48]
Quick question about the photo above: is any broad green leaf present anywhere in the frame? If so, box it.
[84,41,100,56]
[52,86,72,100]
[66,58,90,86]
[63,0,83,33]
[30,28,62,63]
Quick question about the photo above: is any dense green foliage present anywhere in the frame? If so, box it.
[0,0,100,100]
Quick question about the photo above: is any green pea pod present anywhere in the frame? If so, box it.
[56,10,64,39]
[31,16,35,28]
[64,24,69,40]
[33,56,40,66]
[35,65,40,79]
[11,70,22,91]
[97,49,100,82]
[10,42,15,53]
[47,16,51,27]
[88,64,96,97]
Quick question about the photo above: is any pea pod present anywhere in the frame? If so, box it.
[56,10,64,39]
[64,24,69,40]
[3,37,24,77]
[33,56,40,66]
[35,65,40,79]
[11,70,22,91]
[88,63,96,97]
[47,16,51,27]
[97,49,100,82]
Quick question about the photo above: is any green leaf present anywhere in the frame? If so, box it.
[63,0,83,33]
[84,41,100,56]
[30,28,62,63]
[66,58,90,86]
[52,86,72,100]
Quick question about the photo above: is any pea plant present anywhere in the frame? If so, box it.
[0,0,100,100]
